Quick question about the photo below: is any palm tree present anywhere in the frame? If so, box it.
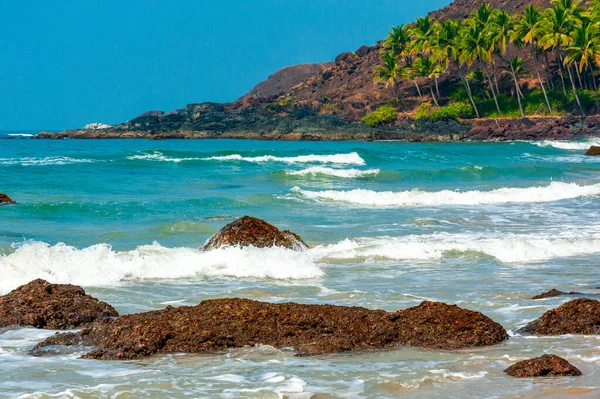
[383,25,411,58]
[413,55,445,106]
[373,52,406,108]
[459,15,502,115]
[409,16,435,55]
[564,18,600,111]
[512,5,554,115]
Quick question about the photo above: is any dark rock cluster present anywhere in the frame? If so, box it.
[203,216,308,251]
[504,354,582,378]
[0,193,15,204]
[518,298,600,335]
[585,145,600,156]
[34,299,508,360]
[0,279,118,329]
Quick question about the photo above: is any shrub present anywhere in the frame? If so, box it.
[362,105,397,126]
[414,101,473,121]
[278,97,293,105]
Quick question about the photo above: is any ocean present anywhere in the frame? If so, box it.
[1,134,599,398]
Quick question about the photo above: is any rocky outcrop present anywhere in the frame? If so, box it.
[33,299,507,360]
[82,123,112,130]
[518,298,600,335]
[531,288,586,300]
[585,145,600,156]
[0,279,118,329]
[203,216,308,251]
[0,193,15,204]
[245,63,333,100]
[504,354,582,377]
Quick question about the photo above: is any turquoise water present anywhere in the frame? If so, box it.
[1,135,600,398]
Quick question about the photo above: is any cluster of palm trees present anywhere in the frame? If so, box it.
[374,0,600,118]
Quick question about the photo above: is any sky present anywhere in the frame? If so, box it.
[0,0,450,131]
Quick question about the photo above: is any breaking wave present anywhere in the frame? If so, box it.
[284,167,380,178]
[0,242,324,294]
[291,181,600,207]
[531,139,600,150]
[127,151,366,165]
[0,157,95,166]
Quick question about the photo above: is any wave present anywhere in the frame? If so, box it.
[283,167,380,178]
[291,181,600,207]
[0,156,95,166]
[0,242,324,294]
[7,133,34,137]
[127,151,366,165]
[312,231,600,263]
[531,139,600,150]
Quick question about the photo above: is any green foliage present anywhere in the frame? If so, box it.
[414,101,473,121]
[278,97,293,105]
[362,105,398,126]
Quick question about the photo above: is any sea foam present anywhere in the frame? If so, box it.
[284,167,380,178]
[0,242,324,294]
[291,181,600,207]
[127,151,366,165]
[532,139,600,150]
[0,157,95,166]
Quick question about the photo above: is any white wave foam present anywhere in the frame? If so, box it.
[0,242,324,295]
[127,151,365,165]
[284,167,379,178]
[0,157,95,166]
[311,231,600,263]
[7,133,34,137]
[532,139,600,150]
[291,181,600,207]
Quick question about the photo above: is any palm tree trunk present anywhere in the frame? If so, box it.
[395,81,407,110]
[435,77,440,100]
[509,63,525,118]
[543,50,554,90]
[485,68,502,115]
[587,63,599,114]
[573,63,583,90]
[556,49,567,96]
[459,67,480,118]
[430,85,439,107]
[414,80,423,99]
[491,59,501,96]
[566,61,585,116]
[533,45,553,116]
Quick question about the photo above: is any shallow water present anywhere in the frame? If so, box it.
[1,134,599,398]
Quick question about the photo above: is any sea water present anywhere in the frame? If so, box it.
[1,134,599,398]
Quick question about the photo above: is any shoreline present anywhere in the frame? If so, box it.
[32,115,600,142]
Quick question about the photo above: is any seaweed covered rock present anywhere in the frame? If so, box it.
[0,279,118,329]
[518,298,600,335]
[34,299,507,360]
[530,288,587,299]
[504,354,582,377]
[0,193,15,204]
[203,216,308,250]
[585,146,600,156]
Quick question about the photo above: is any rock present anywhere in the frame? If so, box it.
[518,298,600,335]
[585,145,600,156]
[334,52,356,65]
[0,279,118,329]
[0,193,15,204]
[355,45,371,57]
[203,216,308,251]
[33,299,508,360]
[504,354,582,377]
[82,123,112,130]
[530,288,586,299]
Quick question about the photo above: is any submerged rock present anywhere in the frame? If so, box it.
[203,216,308,251]
[504,354,582,377]
[0,193,15,204]
[34,299,507,360]
[0,279,118,329]
[531,288,585,299]
[585,146,600,156]
[518,298,600,335]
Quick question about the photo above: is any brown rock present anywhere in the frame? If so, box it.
[0,193,15,204]
[33,299,508,360]
[0,279,118,329]
[518,298,600,335]
[504,354,582,377]
[203,216,308,251]
[585,146,600,156]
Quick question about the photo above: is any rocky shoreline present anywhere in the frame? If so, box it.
[34,112,600,142]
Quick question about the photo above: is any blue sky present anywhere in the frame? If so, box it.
[1,0,450,130]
